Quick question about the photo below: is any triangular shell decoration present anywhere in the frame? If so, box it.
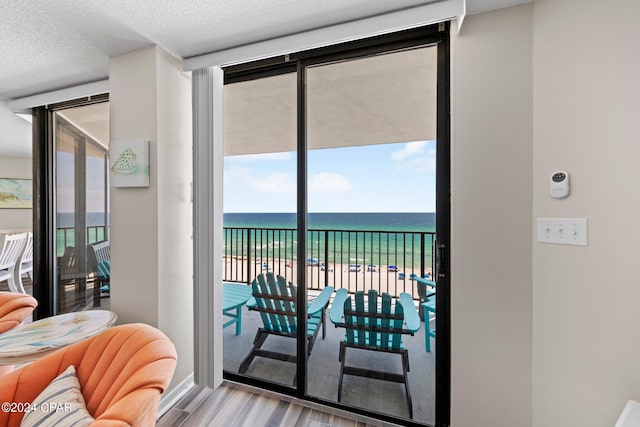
[111,147,138,174]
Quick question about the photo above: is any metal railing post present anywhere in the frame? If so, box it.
[246,228,252,284]
[420,232,425,279]
[324,230,329,288]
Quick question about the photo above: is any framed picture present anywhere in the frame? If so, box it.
[0,178,32,209]
[109,140,150,187]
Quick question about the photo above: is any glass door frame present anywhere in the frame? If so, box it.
[32,94,110,319]
[223,22,450,427]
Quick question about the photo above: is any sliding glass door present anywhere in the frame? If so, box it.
[221,24,450,427]
[222,70,301,389]
[32,98,110,317]
[54,103,110,314]
[305,45,438,424]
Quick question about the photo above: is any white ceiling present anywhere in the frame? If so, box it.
[0,0,530,157]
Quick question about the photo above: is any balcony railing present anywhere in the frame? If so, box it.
[57,226,110,257]
[223,227,435,300]
[55,226,433,300]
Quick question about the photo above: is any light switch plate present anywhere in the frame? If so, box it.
[537,218,588,246]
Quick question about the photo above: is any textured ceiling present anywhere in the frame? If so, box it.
[0,0,443,100]
[0,0,530,157]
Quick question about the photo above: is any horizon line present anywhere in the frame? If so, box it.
[223,211,436,214]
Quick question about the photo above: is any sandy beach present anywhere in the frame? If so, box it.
[223,256,432,299]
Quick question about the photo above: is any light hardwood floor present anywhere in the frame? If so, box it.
[157,382,401,427]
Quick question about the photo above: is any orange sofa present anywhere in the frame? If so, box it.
[0,292,38,376]
[0,291,37,335]
[0,323,177,426]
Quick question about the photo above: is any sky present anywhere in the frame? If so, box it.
[57,140,436,214]
[224,140,436,213]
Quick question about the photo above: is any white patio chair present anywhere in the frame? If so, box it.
[13,232,33,293]
[0,232,28,293]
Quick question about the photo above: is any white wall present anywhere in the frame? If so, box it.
[451,4,533,426]
[532,0,640,425]
[109,46,193,392]
[110,47,160,326]
[0,156,32,230]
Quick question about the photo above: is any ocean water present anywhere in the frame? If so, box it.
[54,212,435,267]
[57,212,110,228]
[223,212,436,267]
[224,212,435,232]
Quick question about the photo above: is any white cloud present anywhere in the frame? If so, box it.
[391,141,427,161]
[309,172,353,193]
[403,156,436,174]
[224,165,252,180]
[391,141,436,174]
[246,172,296,194]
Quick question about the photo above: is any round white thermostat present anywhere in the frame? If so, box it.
[550,171,569,199]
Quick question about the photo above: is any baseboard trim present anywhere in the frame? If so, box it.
[158,372,195,419]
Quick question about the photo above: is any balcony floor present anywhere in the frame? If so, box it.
[223,294,435,425]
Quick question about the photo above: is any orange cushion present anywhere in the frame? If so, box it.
[0,292,37,335]
[0,323,177,427]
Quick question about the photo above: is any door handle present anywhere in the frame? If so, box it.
[435,242,446,280]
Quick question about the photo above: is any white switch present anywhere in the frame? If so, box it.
[537,218,588,246]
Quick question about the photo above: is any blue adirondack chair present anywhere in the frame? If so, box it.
[422,296,436,352]
[330,288,421,419]
[238,272,334,383]
[88,240,110,307]
[96,260,110,293]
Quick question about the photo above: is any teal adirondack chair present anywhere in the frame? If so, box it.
[238,273,334,382]
[96,260,110,293]
[330,288,421,419]
[422,296,436,352]
[88,240,110,307]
